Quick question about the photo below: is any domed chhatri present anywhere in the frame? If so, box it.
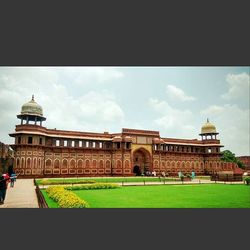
[201,118,217,134]
[21,95,43,117]
[199,118,219,140]
[17,95,46,126]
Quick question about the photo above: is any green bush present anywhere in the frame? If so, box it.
[65,183,120,191]
[244,177,250,185]
[46,186,89,208]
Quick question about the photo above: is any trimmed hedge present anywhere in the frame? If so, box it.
[40,179,96,185]
[65,183,120,191]
[244,177,250,185]
[46,186,89,208]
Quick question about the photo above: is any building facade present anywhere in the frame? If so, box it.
[9,96,239,178]
[0,141,14,174]
[237,156,250,171]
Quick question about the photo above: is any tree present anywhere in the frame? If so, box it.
[221,150,245,169]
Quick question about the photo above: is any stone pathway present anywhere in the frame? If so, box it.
[0,179,39,208]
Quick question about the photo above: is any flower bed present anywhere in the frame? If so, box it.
[65,183,120,191]
[46,186,89,208]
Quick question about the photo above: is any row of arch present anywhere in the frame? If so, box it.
[153,160,235,170]
[15,157,131,169]
[16,157,43,169]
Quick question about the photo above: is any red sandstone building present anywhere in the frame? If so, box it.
[237,156,250,171]
[9,96,239,178]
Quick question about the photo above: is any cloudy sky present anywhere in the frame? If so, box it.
[0,67,249,156]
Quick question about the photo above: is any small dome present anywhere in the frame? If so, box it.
[201,119,217,134]
[20,95,43,117]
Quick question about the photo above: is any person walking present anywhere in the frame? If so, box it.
[191,170,196,180]
[178,171,184,182]
[0,174,9,205]
[10,172,17,187]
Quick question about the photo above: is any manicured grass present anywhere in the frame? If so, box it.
[42,184,250,208]
[36,176,179,185]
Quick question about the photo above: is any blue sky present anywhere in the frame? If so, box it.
[0,66,249,156]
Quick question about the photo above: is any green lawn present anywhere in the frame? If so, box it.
[42,184,250,208]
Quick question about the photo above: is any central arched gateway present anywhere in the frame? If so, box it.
[132,148,152,175]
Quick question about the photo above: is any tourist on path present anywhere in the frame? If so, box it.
[10,172,17,187]
[0,174,10,205]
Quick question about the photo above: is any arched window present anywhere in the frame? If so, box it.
[70,159,76,168]
[117,160,122,168]
[33,158,37,168]
[27,158,31,168]
[54,159,60,169]
[62,159,68,168]
[106,160,111,168]
[16,158,20,168]
[21,158,25,168]
[86,159,90,168]
[78,160,83,168]
[45,159,52,168]
[125,160,130,169]
[99,160,104,168]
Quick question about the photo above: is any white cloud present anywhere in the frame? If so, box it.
[66,67,124,86]
[200,105,225,116]
[221,72,250,100]
[200,104,250,156]
[149,98,195,138]
[0,67,125,144]
[166,84,195,102]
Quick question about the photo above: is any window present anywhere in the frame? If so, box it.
[86,141,89,147]
[28,136,33,144]
[99,142,102,148]
[71,141,75,147]
[79,141,82,147]
[92,142,96,148]
[117,142,120,149]
[39,138,43,145]
[64,140,68,147]
[18,137,21,144]
[55,139,60,146]
[208,148,212,153]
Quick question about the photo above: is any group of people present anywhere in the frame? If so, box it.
[0,172,17,205]
[178,170,196,180]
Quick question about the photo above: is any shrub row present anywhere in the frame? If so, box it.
[65,183,120,191]
[46,186,89,208]
[244,176,250,185]
[40,179,96,185]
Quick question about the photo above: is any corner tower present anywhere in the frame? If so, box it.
[9,95,47,177]
[17,95,46,126]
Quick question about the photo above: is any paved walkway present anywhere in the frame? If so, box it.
[0,179,39,208]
